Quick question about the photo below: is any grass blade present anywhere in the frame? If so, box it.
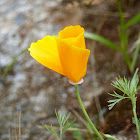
[131,34,140,72]
[0,48,28,81]
[125,13,140,29]
[117,0,125,27]
[84,32,121,52]
[0,56,17,81]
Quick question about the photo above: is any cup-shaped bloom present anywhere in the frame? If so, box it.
[28,25,90,82]
[59,25,85,49]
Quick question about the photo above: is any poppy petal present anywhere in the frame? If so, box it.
[59,25,85,49]
[28,36,64,75]
[56,38,90,82]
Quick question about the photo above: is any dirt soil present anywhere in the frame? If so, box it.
[0,0,140,140]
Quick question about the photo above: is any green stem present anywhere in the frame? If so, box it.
[117,0,132,73]
[75,85,119,140]
[60,124,63,140]
[75,85,104,140]
[131,98,140,140]
[103,134,118,140]
[121,20,132,73]
[122,49,132,72]
[59,134,62,140]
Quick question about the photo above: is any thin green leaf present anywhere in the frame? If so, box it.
[42,123,52,132]
[55,110,61,126]
[67,118,76,129]
[108,92,123,99]
[0,48,28,81]
[131,34,140,72]
[108,98,123,110]
[125,13,140,29]
[50,125,59,138]
[112,84,127,94]
[62,118,76,135]
[42,123,59,139]
[108,99,120,103]
[58,111,62,121]
[117,0,125,27]
[62,113,71,126]
[84,32,121,52]
[0,57,17,81]
[111,77,131,97]
[61,114,66,125]
[117,0,132,70]
[108,102,116,110]
[130,68,139,94]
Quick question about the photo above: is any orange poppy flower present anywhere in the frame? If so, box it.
[28,25,90,83]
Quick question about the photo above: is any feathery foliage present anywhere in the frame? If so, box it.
[42,110,76,140]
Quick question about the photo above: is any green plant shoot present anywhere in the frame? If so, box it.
[108,68,140,140]
[42,110,76,140]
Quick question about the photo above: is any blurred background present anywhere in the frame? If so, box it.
[0,0,140,139]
